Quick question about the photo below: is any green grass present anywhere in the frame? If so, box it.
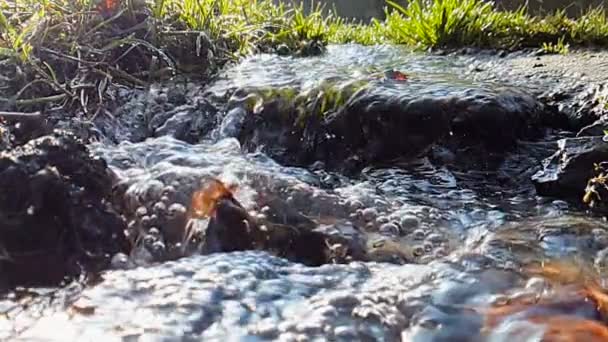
[384,0,608,50]
[1,0,608,113]
[542,36,570,54]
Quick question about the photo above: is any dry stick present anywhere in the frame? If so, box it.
[0,94,67,106]
[0,111,42,120]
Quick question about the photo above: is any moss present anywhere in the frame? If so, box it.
[234,78,370,129]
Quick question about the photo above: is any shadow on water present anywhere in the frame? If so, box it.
[2,44,608,341]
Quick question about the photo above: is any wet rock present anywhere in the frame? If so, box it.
[200,184,363,266]
[560,83,608,129]
[0,131,129,287]
[234,84,549,172]
[218,107,247,139]
[152,99,218,143]
[533,137,608,199]
[577,116,608,137]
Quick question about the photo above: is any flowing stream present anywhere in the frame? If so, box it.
[2,44,607,341]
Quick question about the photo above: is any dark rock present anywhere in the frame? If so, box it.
[550,83,608,130]
[577,117,608,137]
[218,107,247,139]
[533,136,608,199]
[276,44,291,56]
[206,195,264,253]
[152,100,217,143]
[235,85,549,172]
[0,131,129,287]
[202,188,368,266]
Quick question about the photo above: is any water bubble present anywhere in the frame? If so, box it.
[143,234,156,246]
[334,326,357,338]
[140,215,151,227]
[361,208,378,222]
[163,185,176,197]
[426,233,444,245]
[153,202,167,216]
[148,227,161,237]
[110,253,132,269]
[434,247,447,258]
[412,229,427,241]
[151,241,166,254]
[135,206,148,218]
[413,245,425,257]
[376,216,389,225]
[400,215,420,231]
[168,203,187,217]
[379,222,400,236]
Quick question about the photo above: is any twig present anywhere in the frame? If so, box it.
[0,111,42,120]
[105,66,147,87]
[40,47,85,64]
[0,94,67,106]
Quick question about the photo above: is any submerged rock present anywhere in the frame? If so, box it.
[194,179,368,266]
[0,131,129,288]
[533,137,608,200]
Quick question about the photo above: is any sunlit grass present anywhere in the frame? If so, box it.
[1,0,608,113]
[384,0,608,50]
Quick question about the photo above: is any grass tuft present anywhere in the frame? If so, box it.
[383,0,608,50]
[1,0,608,114]
[542,36,570,54]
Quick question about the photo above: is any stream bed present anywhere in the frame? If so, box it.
[2,45,608,341]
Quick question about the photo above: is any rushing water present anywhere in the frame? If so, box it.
[2,45,608,341]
